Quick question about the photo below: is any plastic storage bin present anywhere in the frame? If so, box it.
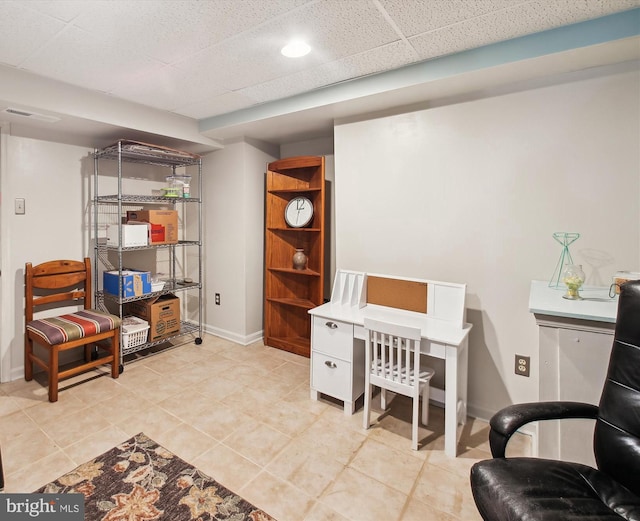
[166,175,192,198]
[121,316,149,349]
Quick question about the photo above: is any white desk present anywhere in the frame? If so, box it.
[309,301,472,458]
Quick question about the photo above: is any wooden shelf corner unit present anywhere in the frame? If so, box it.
[264,156,325,357]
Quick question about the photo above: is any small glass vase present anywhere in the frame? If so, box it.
[562,264,585,300]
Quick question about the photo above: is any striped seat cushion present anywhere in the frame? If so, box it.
[27,309,121,346]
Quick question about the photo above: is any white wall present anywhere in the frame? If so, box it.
[243,139,278,337]
[202,139,278,344]
[1,135,93,381]
[334,68,640,418]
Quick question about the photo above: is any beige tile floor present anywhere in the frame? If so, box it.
[0,334,530,520]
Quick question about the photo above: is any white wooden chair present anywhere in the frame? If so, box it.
[362,318,435,450]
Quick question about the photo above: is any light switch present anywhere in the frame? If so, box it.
[15,198,25,215]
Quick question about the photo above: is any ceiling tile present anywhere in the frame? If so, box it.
[175,0,403,94]
[109,64,229,111]
[409,0,640,61]
[0,1,65,66]
[408,17,515,61]
[268,0,401,61]
[239,40,418,104]
[70,0,310,65]
[20,25,162,93]
[520,0,640,23]
[173,26,323,93]
[23,0,89,22]
[378,0,516,37]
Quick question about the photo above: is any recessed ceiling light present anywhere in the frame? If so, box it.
[281,40,311,58]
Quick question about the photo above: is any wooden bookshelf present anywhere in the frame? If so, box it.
[264,156,325,357]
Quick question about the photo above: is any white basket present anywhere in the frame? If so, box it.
[121,316,149,349]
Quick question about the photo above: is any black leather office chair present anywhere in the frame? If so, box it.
[470,280,640,520]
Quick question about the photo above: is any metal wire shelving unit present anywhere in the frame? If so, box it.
[92,140,203,370]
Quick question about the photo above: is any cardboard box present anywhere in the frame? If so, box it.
[107,223,148,247]
[127,294,180,341]
[104,270,151,297]
[126,210,178,245]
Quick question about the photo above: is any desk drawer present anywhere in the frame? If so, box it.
[311,352,351,400]
[312,317,353,360]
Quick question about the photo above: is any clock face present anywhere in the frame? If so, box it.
[285,196,314,228]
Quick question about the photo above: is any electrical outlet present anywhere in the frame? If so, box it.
[215,293,220,305]
[515,354,530,377]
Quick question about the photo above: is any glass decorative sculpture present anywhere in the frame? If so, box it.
[549,232,580,288]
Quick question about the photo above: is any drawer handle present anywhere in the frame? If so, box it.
[325,360,337,369]
[325,321,338,329]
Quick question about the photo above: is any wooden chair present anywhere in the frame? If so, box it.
[362,318,435,450]
[25,258,121,402]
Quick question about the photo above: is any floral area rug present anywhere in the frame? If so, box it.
[36,432,276,521]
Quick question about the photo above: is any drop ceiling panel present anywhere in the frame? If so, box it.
[236,40,418,107]
[0,2,65,65]
[271,0,400,60]
[173,0,404,95]
[408,12,527,61]
[0,0,637,147]
[70,0,309,66]
[111,64,231,112]
[20,25,162,93]
[22,0,88,22]
[71,2,203,66]
[409,0,640,61]
[172,26,323,93]
[378,0,518,37]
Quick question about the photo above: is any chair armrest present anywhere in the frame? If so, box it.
[489,401,599,458]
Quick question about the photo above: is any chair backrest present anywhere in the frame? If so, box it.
[25,258,92,322]
[594,280,640,496]
[364,318,422,389]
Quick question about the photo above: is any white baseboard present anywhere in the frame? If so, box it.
[10,366,23,382]
[202,324,263,346]
[467,402,537,453]
[466,403,495,423]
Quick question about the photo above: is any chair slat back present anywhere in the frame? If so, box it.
[31,272,86,289]
[31,259,87,278]
[365,318,422,386]
[25,258,92,322]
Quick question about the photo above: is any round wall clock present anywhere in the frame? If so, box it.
[284,196,314,228]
